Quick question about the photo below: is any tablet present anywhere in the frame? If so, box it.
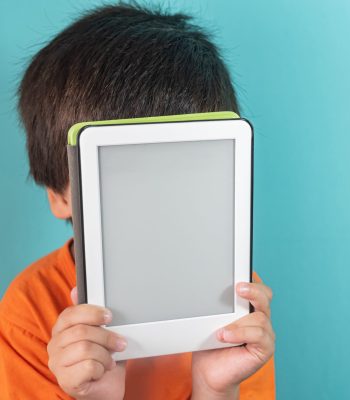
[67,111,253,361]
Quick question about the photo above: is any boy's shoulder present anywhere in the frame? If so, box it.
[0,239,75,341]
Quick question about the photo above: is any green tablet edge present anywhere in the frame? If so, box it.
[67,111,240,146]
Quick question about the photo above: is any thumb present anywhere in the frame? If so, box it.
[70,286,78,305]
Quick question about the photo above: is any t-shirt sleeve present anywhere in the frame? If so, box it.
[0,317,73,400]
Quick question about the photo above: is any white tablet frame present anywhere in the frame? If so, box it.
[78,119,253,360]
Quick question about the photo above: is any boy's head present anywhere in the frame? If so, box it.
[18,2,239,219]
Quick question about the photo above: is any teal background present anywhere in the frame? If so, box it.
[1,1,349,398]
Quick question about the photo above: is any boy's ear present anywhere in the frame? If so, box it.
[47,185,72,219]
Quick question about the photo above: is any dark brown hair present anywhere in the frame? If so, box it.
[18,1,239,193]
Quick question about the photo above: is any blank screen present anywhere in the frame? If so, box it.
[98,139,235,325]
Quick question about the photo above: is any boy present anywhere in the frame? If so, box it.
[0,3,275,399]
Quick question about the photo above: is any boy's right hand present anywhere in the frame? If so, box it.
[47,287,127,400]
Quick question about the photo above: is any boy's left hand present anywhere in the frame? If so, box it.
[191,277,275,399]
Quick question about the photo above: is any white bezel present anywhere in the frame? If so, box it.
[78,119,252,360]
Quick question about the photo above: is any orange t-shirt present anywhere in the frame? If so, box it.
[0,239,275,399]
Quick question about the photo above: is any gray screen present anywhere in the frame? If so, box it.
[99,139,235,325]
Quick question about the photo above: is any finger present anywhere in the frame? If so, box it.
[236,282,272,317]
[71,287,78,306]
[238,281,273,303]
[251,279,273,301]
[48,324,127,353]
[53,341,115,371]
[222,311,273,333]
[218,325,274,349]
[216,311,275,345]
[56,359,105,396]
[52,304,112,335]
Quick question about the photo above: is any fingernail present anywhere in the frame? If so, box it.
[219,328,235,342]
[115,338,127,351]
[216,328,225,341]
[104,309,113,323]
[222,329,235,342]
[237,283,250,294]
